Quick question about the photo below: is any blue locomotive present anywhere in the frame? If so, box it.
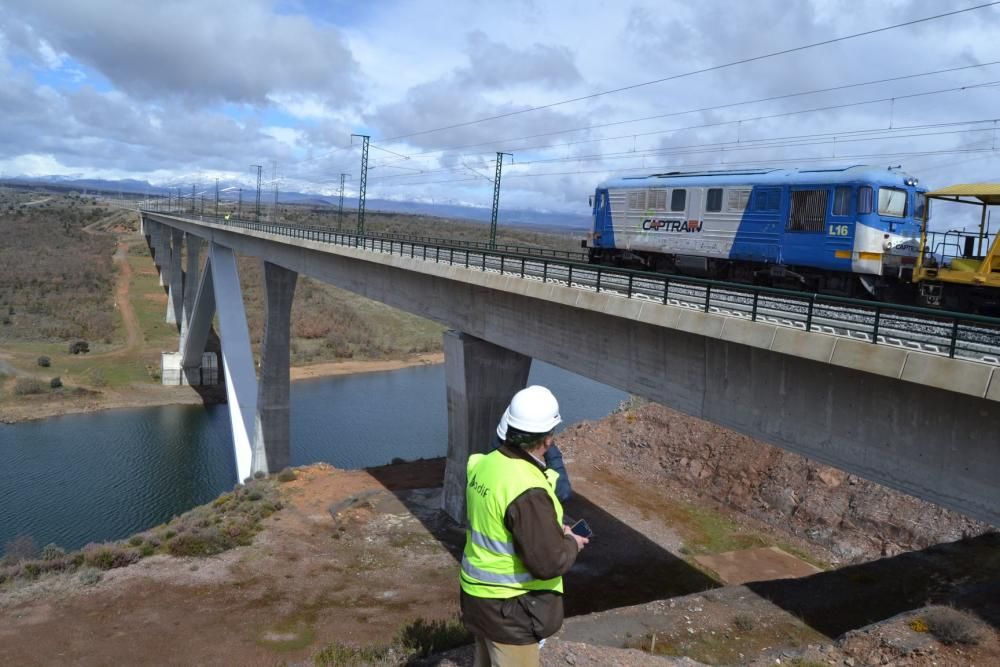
[584,165,926,298]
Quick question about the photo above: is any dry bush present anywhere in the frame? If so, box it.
[922,607,986,646]
[13,378,46,395]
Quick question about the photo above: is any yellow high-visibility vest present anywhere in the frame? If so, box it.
[460,450,564,599]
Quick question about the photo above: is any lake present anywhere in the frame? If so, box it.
[0,361,626,554]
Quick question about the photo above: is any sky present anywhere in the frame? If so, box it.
[1,0,1000,217]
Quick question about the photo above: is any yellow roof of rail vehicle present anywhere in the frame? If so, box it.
[916,184,1000,287]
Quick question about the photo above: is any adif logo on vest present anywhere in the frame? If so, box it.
[468,475,490,498]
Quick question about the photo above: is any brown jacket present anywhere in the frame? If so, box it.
[461,444,580,645]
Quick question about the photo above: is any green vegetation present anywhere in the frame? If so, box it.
[313,616,471,666]
[0,477,281,588]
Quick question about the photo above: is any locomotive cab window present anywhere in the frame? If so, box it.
[878,187,907,217]
[706,188,723,212]
[858,186,874,214]
[670,189,686,211]
[833,187,852,216]
[787,190,828,232]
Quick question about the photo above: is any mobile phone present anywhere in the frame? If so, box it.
[570,519,593,539]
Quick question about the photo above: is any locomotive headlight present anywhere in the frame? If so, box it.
[883,238,893,250]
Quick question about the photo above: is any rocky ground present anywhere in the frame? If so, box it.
[1,403,996,666]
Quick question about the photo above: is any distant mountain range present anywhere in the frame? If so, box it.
[1,175,592,232]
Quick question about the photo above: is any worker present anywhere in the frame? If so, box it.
[492,405,573,503]
[461,385,588,667]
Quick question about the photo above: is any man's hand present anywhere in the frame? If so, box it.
[563,524,589,551]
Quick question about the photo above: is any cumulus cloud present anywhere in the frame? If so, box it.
[1,0,999,212]
[0,0,360,105]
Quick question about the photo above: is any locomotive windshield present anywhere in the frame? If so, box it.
[878,188,907,217]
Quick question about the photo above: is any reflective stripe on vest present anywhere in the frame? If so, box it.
[461,556,535,584]
[468,528,516,556]
[460,449,565,599]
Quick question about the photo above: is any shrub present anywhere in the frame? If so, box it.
[68,340,90,354]
[166,528,231,557]
[253,470,266,480]
[922,607,986,646]
[37,356,51,367]
[733,613,755,632]
[4,534,38,561]
[276,468,297,483]
[40,543,65,561]
[78,567,103,586]
[13,378,46,395]
[50,376,62,389]
[83,545,140,570]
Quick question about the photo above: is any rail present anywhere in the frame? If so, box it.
[143,210,1000,365]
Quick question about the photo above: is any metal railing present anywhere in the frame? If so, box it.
[143,210,1000,365]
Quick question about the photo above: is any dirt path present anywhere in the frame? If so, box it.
[112,241,141,351]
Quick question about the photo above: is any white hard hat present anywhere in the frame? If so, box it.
[496,408,510,441]
[505,385,561,434]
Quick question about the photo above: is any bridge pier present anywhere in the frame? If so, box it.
[181,234,204,349]
[255,262,298,473]
[145,220,166,287]
[441,330,532,523]
[166,229,184,326]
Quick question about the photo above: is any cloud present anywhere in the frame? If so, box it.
[0,0,360,106]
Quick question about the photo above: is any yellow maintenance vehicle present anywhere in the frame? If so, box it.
[914,184,1000,312]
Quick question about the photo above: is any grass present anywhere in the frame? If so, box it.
[313,616,471,665]
[127,255,178,348]
[627,620,826,666]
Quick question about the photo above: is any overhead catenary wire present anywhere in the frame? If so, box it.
[370,60,1000,161]
[360,78,1000,183]
[378,2,1000,143]
[369,147,997,189]
[363,76,1000,183]
[364,121,1000,185]
[284,61,1000,182]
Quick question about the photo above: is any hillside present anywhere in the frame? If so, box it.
[0,187,580,421]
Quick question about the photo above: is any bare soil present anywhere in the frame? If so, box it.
[2,421,997,666]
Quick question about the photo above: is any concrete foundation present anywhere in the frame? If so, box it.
[255,261,298,473]
[161,351,219,386]
[442,330,532,523]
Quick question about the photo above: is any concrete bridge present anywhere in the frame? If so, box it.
[138,211,1000,526]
